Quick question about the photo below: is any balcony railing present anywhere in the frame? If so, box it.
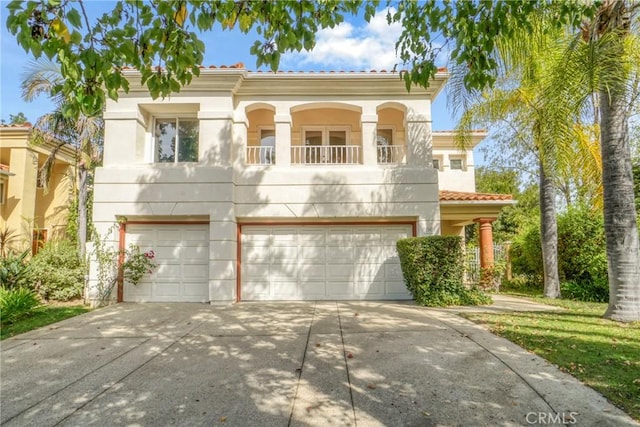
[377,145,407,164]
[246,146,275,165]
[291,145,361,165]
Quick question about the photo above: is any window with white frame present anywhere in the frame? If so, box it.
[154,118,199,163]
[300,126,352,164]
[432,155,443,170]
[449,156,465,170]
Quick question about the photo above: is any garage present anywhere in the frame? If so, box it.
[123,224,209,302]
[240,224,413,301]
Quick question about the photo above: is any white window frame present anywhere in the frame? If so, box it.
[449,155,466,171]
[258,126,276,164]
[302,126,351,146]
[432,156,443,171]
[376,126,395,146]
[152,115,199,164]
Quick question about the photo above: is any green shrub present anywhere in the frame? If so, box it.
[29,241,85,301]
[509,222,543,285]
[561,280,609,303]
[0,287,41,325]
[557,207,608,291]
[397,236,491,307]
[509,207,609,302]
[0,250,31,289]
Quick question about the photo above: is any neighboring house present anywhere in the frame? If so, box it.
[0,123,74,253]
[90,64,513,304]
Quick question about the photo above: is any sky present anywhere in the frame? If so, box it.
[0,2,468,148]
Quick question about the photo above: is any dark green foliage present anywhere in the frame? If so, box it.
[561,280,609,303]
[0,287,40,325]
[510,207,609,302]
[0,250,31,289]
[397,236,491,307]
[29,241,85,301]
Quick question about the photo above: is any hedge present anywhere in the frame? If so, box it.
[396,236,491,307]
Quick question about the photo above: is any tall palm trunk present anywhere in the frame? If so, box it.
[598,0,640,322]
[539,158,561,298]
[600,86,640,321]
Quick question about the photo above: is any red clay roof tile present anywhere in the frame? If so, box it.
[439,190,513,202]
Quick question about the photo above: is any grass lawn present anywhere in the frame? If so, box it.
[1,304,91,340]
[463,295,640,421]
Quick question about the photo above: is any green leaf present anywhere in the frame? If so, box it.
[66,9,82,29]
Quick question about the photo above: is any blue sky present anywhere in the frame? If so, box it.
[0,2,458,132]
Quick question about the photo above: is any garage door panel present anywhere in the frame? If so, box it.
[182,282,209,296]
[326,281,353,296]
[271,280,299,298]
[124,224,209,302]
[300,281,326,297]
[183,264,208,279]
[241,224,411,301]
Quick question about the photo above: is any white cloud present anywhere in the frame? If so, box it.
[281,9,403,71]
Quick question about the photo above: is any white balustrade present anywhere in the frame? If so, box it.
[246,146,275,165]
[377,145,407,164]
[291,145,361,165]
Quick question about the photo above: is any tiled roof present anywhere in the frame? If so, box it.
[439,190,513,202]
[0,122,32,128]
[119,63,447,74]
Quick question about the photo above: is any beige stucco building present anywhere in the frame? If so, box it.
[0,124,74,252]
[90,64,512,304]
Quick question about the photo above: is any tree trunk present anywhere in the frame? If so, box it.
[540,159,561,298]
[78,166,88,260]
[601,85,640,322]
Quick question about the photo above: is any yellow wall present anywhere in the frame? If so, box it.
[0,127,73,247]
[247,109,275,147]
[378,108,406,145]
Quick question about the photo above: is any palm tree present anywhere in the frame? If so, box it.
[22,59,103,260]
[451,18,599,299]
[571,0,640,322]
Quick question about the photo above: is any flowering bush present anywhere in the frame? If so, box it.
[122,245,157,285]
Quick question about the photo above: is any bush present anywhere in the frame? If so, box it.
[0,287,41,325]
[0,250,31,289]
[509,222,543,285]
[561,280,609,303]
[29,241,85,301]
[509,207,609,302]
[397,236,491,307]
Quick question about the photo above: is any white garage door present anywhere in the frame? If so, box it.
[124,224,209,302]
[241,224,412,301]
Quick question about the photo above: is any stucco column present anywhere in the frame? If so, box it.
[198,111,233,166]
[475,218,495,269]
[361,113,378,166]
[406,111,432,167]
[232,112,248,168]
[274,110,291,167]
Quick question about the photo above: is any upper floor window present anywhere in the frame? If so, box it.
[432,158,440,170]
[154,118,199,163]
[0,180,5,204]
[260,128,275,164]
[450,157,464,170]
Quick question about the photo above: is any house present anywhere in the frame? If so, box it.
[89,64,513,304]
[0,123,74,253]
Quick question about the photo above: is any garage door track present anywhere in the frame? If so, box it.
[1,301,636,426]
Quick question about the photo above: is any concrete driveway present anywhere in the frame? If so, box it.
[1,300,636,427]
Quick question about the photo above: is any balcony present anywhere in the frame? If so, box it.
[246,144,408,166]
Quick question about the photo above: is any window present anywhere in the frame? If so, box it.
[376,128,393,163]
[260,128,276,164]
[0,181,5,204]
[432,158,440,170]
[450,157,464,170]
[301,127,352,164]
[154,118,199,163]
